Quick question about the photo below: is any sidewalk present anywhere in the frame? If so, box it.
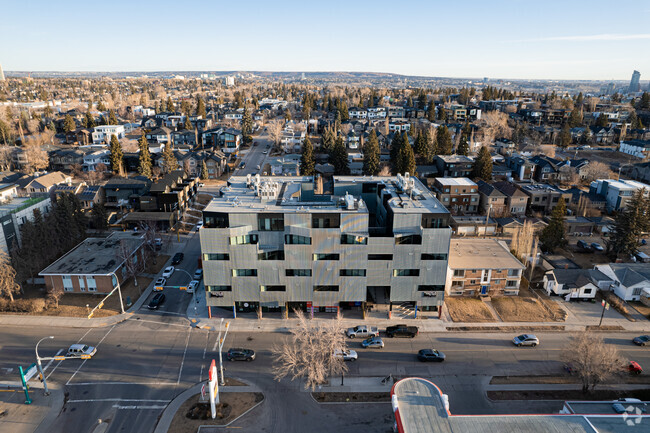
[0,383,64,433]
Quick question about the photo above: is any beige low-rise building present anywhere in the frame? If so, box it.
[446,239,525,296]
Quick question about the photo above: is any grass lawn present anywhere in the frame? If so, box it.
[445,297,496,322]
[629,302,650,320]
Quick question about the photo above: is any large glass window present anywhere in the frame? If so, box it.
[203,253,230,261]
[63,276,73,292]
[285,234,311,245]
[312,213,340,229]
[395,234,422,245]
[206,285,232,292]
[341,234,367,245]
[421,253,447,260]
[260,285,286,292]
[368,254,393,260]
[258,214,284,231]
[422,214,449,229]
[453,270,465,277]
[258,250,285,260]
[508,269,521,277]
[313,253,340,261]
[232,269,258,277]
[340,269,366,277]
[229,234,258,245]
[417,285,445,291]
[204,212,229,228]
[286,269,312,277]
[313,285,339,292]
[393,269,420,277]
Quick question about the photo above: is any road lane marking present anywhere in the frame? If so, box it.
[66,324,116,385]
[113,404,167,410]
[69,398,169,403]
[177,328,191,384]
[127,318,189,328]
[68,381,178,386]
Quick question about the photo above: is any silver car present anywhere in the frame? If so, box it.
[361,336,384,349]
[333,349,358,361]
[513,334,539,347]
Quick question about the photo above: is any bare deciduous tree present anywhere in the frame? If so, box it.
[267,119,284,148]
[47,284,64,308]
[272,310,348,390]
[581,161,615,184]
[0,251,21,302]
[118,240,145,291]
[563,332,622,393]
[22,139,49,174]
[479,111,511,145]
[510,220,535,263]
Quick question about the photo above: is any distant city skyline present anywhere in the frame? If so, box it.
[1,0,650,80]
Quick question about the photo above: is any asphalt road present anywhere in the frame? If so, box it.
[1,323,649,433]
[234,132,274,176]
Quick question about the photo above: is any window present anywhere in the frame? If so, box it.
[312,213,340,229]
[232,269,257,277]
[451,281,464,287]
[87,277,97,292]
[63,276,73,292]
[395,234,422,245]
[229,234,259,245]
[369,254,393,260]
[583,288,593,294]
[362,183,378,194]
[508,269,521,277]
[203,253,230,261]
[453,270,465,277]
[78,276,85,292]
[285,234,311,245]
[421,253,447,260]
[341,234,367,245]
[206,285,231,292]
[633,288,642,296]
[261,285,286,292]
[506,280,518,288]
[286,269,312,277]
[258,214,284,231]
[418,285,445,291]
[313,253,340,261]
[421,214,449,229]
[393,269,420,277]
[204,212,229,228]
[258,250,285,260]
[470,280,477,284]
[314,285,339,292]
[340,269,366,277]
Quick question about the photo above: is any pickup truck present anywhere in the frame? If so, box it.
[346,325,379,339]
[385,324,419,338]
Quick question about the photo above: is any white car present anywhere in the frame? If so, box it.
[67,344,97,358]
[187,280,199,294]
[256,165,261,170]
[154,277,166,290]
[162,266,175,278]
[196,221,203,231]
[193,269,203,280]
[333,349,358,361]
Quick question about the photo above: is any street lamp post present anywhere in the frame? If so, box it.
[217,318,230,386]
[109,271,125,314]
[35,336,54,396]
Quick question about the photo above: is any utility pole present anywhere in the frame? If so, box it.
[483,205,492,238]
[35,336,54,396]
[217,319,230,386]
[598,299,609,327]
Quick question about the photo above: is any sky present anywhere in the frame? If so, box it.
[1,0,649,80]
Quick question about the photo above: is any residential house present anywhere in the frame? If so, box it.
[346,131,360,150]
[446,239,525,296]
[432,178,479,214]
[389,120,410,132]
[172,129,198,148]
[495,217,547,236]
[77,185,105,209]
[387,106,405,118]
[164,115,186,129]
[476,181,507,216]
[348,107,368,119]
[367,107,386,119]
[219,128,242,154]
[596,263,650,301]
[491,181,529,217]
[506,155,534,180]
[450,216,497,236]
[91,125,125,145]
[619,139,650,160]
[142,117,158,129]
[530,155,561,182]
[445,105,467,122]
[591,126,616,144]
[65,128,92,145]
[494,138,516,156]
[204,151,228,179]
[145,127,172,145]
[0,183,52,253]
[543,269,613,300]
[82,150,110,172]
[519,183,572,214]
[589,179,650,212]
[54,182,86,199]
[564,216,596,236]
[49,148,86,172]
[435,155,474,178]
[21,172,73,196]
[104,177,150,208]
[630,161,650,183]
[39,232,145,295]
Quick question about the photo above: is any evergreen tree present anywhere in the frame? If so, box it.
[63,114,75,133]
[91,202,108,231]
[436,125,453,155]
[196,97,207,118]
[200,160,209,180]
[390,132,404,173]
[241,107,253,142]
[581,126,592,144]
[414,131,428,158]
[426,102,436,122]
[84,111,95,129]
[539,197,567,253]
[161,143,178,173]
[166,97,175,112]
[321,127,335,155]
[396,132,416,175]
[606,189,649,260]
[339,101,349,122]
[108,109,118,126]
[97,101,107,112]
[560,123,571,148]
[568,107,582,127]
[330,137,349,175]
[109,135,124,175]
[137,133,152,178]
[595,113,608,127]
[437,106,448,122]
[363,130,380,176]
[300,138,315,176]
[183,116,192,131]
[456,123,471,156]
[640,92,650,110]
[471,146,493,181]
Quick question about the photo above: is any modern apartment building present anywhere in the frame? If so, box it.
[91,125,126,145]
[199,174,451,317]
[431,178,479,215]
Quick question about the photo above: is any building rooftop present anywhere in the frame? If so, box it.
[434,177,477,187]
[436,155,474,163]
[520,183,565,193]
[206,174,448,216]
[448,239,524,270]
[39,232,144,276]
[392,378,647,433]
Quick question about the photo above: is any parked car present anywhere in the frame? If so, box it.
[226,348,255,362]
[613,403,627,414]
[361,336,384,349]
[256,164,261,170]
[193,269,203,280]
[512,334,539,347]
[162,266,175,278]
[196,221,203,231]
[417,349,446,362]
[187,280,199,294]
[154,238,163,250]
[262,150,268,154]
[628,361,643,375]
[239,161,246,169]
[148,293,166,310]
[346,325,379,339]
[385,324,418,338]
[67,344,97,358]
[171,253,184,265]
[577,240,592,252]
[633,335,650,346]
[333,349,358,361]
[590,242,604,252]
[154,277,166,290]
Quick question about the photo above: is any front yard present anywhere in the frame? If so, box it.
[445,297,496,322]
[490,288,567,322]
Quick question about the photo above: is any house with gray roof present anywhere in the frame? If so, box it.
[596,263,650,301]
[543,268,613,299]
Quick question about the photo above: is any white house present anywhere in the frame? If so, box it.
[224,112,243,121]
[595,263,650,301]
[92,125,125,145]
[590,179,650,212]
[367,107,387,119]
[619,139,650,160]
[543,269,613,300]
[83,150,110,171]
[348,107,368,119]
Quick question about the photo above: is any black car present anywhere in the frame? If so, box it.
[226,348,255,362]
[633,335,650,346]
[171,252,184,265]
[148,293,166,310]
[417,349,446,362]
[385,324,419,338]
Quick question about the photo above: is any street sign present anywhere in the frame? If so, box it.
[18,365,31,405]
[208,359,219,419]
[154,286,164,291]
[201,383,206,397]
[23,363,38,382]
[180,286,187,291]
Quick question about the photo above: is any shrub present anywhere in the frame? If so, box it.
[0,298,46,313]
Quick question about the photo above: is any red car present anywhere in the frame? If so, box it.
[628,361,643,375]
